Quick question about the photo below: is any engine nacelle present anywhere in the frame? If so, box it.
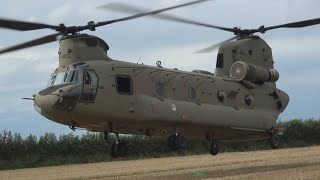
[230,61,279,83]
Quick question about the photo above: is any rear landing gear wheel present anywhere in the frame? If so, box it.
[269,135,280,149]
[167,133,187,151]
[209,140,219,156]
[110,141,128,158]
[110,133,128,158]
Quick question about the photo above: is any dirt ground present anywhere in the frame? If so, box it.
[1,146,320,180]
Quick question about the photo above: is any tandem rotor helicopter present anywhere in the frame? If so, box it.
[1,0,319,157]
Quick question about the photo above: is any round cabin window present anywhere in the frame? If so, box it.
[245,95,253,106]
[156,82,165,96]
[217,91,226,102]
[188,87,197,100]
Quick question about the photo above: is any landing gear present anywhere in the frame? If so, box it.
[268,128,281,149]
[209,140,219,156]
[167,133,187,150]
[104,131,108,141]
[109,133,128,158]
[269,134,280,149]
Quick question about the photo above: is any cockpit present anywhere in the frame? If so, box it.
[43,63,99,111]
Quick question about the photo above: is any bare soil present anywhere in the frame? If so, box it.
[2,146,320,180]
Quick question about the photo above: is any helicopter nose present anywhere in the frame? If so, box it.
[34,93,55,119]
[34,94,45,116]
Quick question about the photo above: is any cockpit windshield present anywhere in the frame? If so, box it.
[64,70,79,83]
[48,68,81,87]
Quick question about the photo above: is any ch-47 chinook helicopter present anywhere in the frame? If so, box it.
[1,0,320,158]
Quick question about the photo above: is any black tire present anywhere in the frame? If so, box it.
[118,141,128,156]
[167,133,187,150]
[209,141,219,156]
[110,142,118,158]
[110,141,128,158]
[270,135,280,149]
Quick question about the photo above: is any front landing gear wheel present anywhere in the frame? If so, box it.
[209,140,219,156]
[110,141,128,158]
[167,133,187,151]
[269,135,280,149]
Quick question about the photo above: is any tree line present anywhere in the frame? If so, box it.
[1,118,320,170]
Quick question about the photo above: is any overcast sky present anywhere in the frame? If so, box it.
[0,0,319,137]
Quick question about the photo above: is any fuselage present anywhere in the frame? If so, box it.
[34,59,289,142]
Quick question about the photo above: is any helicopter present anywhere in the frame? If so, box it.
[0,0,319,158]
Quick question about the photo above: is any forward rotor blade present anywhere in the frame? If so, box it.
[263,18,320,32]
[194,36,238,53]
[96,0,215,27]
[98,2,235,33]
[0,18,61,31]
[0,33,61,55]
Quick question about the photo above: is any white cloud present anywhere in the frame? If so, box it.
[48,3,72,22]
[145,42,217,72]
[280,69,320,88]
[0,48,58,76]
[0,64,19,78]
[160,0,183,7]
[28,16,36,22]
[269,35,320,59]
[0,82,43,93]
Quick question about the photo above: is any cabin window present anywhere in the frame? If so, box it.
[116,75,133,95]
[188,86,196,100]
[245,95,253,106]
[80,69,99,103]
[216,53,224,68]
[217,91,226,102]
[156,82,165,96]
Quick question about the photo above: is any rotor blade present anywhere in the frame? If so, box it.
[194,36,238,53]
[0,33,61,55]
[95,0,216,27]
[98,2,235,33]
[263,18,320,32]
[0,18,61,31]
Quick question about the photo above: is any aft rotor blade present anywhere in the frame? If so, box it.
[96,0,214,27]
[0,33,61,55]
[262,18,320,32]
[98,2,235,33]
[194,36,238,53]
[0,18,61,31]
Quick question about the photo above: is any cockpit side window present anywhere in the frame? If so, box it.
[80,69,99,103]
[84,72,91,85]
[216,53,224,68]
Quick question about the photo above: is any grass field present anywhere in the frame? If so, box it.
[1,146,320,179]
